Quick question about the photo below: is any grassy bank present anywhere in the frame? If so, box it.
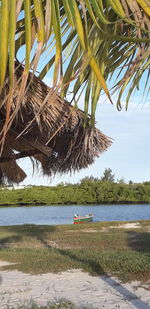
[0,220,150,282]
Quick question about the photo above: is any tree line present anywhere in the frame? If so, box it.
[0,169,150,206]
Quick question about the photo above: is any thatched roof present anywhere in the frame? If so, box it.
[0,62,112,184]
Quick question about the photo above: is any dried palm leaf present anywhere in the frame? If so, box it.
[0,62,112,183]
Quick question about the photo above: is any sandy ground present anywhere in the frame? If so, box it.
[0,261,150,309]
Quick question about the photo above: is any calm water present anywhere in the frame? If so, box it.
[0,204,150,226]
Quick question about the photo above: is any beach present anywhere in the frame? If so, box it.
[0,261,150,309]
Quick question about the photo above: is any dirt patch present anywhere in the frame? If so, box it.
[68,223,142,234]
[80,228,97,233]
[116,222,141,229]
[101,222,141,231]
[0,260,17,268]
[66,228,97,233]
[45,240,60,248]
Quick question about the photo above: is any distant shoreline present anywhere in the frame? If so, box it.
[0,201,150,208]
[1,181,150,206]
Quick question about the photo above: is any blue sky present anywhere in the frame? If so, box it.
[18,92,150,186]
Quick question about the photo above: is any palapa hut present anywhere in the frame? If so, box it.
[0,62,112,184]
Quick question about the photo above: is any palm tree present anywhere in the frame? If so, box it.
[0,0,150,184]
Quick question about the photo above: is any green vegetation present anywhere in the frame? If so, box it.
[6,300,88,309]
[0,220,150,282]
[1,171,150,206]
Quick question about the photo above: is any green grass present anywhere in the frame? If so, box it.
[0,220,150,282]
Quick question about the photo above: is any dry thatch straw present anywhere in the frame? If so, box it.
[0,62,112,184]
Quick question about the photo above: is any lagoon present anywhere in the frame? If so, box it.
[0,204,150,226]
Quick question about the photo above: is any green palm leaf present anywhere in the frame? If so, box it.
[0,0,150,135]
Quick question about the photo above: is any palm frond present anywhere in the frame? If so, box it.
[0,0,149,124]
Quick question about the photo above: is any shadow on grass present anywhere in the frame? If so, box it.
[59,248,105,276]
[127,231,150,254]
[0,224,56,248]
[41,238,150,309]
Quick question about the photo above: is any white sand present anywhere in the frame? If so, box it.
[116,223,141,229]
[101,222,141,231]
[0,261,150,309]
